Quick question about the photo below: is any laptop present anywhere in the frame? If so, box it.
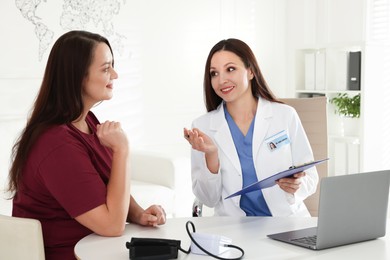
[267,170,390,250]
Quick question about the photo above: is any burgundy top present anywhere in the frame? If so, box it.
[13,112,112,260]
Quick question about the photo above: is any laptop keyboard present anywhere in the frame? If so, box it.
[291,235,317,246]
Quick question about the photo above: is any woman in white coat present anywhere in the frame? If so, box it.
[184,39,318,217]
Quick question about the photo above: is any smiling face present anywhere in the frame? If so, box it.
[82,42,118,108]
[209,50,254,104]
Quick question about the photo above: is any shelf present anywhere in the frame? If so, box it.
[295,45,363,94]
[329,135,360,144]
[297,42,363,51]
[296,90,361,95]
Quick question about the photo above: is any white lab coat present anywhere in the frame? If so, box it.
[191,98,318,217]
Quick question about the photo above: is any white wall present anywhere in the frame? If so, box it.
[0,0,288,215]
[102,0,288,149]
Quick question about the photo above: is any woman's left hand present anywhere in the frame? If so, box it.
[137,205,166,227]
[276,172,306,195]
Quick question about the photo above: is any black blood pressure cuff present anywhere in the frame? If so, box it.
[125,237,181,259]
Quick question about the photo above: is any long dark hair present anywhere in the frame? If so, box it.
[8,30,113,195]
[203,38,280,112]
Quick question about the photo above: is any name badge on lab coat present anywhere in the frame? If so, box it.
[266,130,290,151]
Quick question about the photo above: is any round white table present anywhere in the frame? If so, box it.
[75,216,390,260]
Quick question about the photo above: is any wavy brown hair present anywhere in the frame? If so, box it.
[203,38,280,112]
[8,30,113,195]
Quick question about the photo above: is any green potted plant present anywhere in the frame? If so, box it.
[330,93,360,118]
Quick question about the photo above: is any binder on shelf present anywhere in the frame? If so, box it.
[315,50,326,90]
[334,51,348,91]
[304,52,315,90]
[347,51,361,90]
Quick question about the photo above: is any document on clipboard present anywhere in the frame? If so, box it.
[225,158,329,200]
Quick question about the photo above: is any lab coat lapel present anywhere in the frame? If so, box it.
[212,105,241,174]
[253,99,272,161]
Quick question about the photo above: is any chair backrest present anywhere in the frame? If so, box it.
[0,214,45,260]
[281,96,328,216]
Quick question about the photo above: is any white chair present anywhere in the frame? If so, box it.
[0,214,45,260]
[130,149,193,218]
[0,149,192,220]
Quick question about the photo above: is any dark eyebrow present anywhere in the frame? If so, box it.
[210,62,237,71]
[101,61,111,67]
[225,62,236,67]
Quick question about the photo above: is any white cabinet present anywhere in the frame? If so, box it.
[289,0,390,174]
[287,0,367,176]
[294,46,363,175]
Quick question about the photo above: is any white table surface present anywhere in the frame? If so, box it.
[75,216,390,260]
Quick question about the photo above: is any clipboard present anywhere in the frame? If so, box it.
[225,158,329,199]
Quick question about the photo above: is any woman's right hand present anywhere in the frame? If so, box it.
[184,128,217,154]
[76,120,130,237]
[184,128,219,173]
[97,121,129,153]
